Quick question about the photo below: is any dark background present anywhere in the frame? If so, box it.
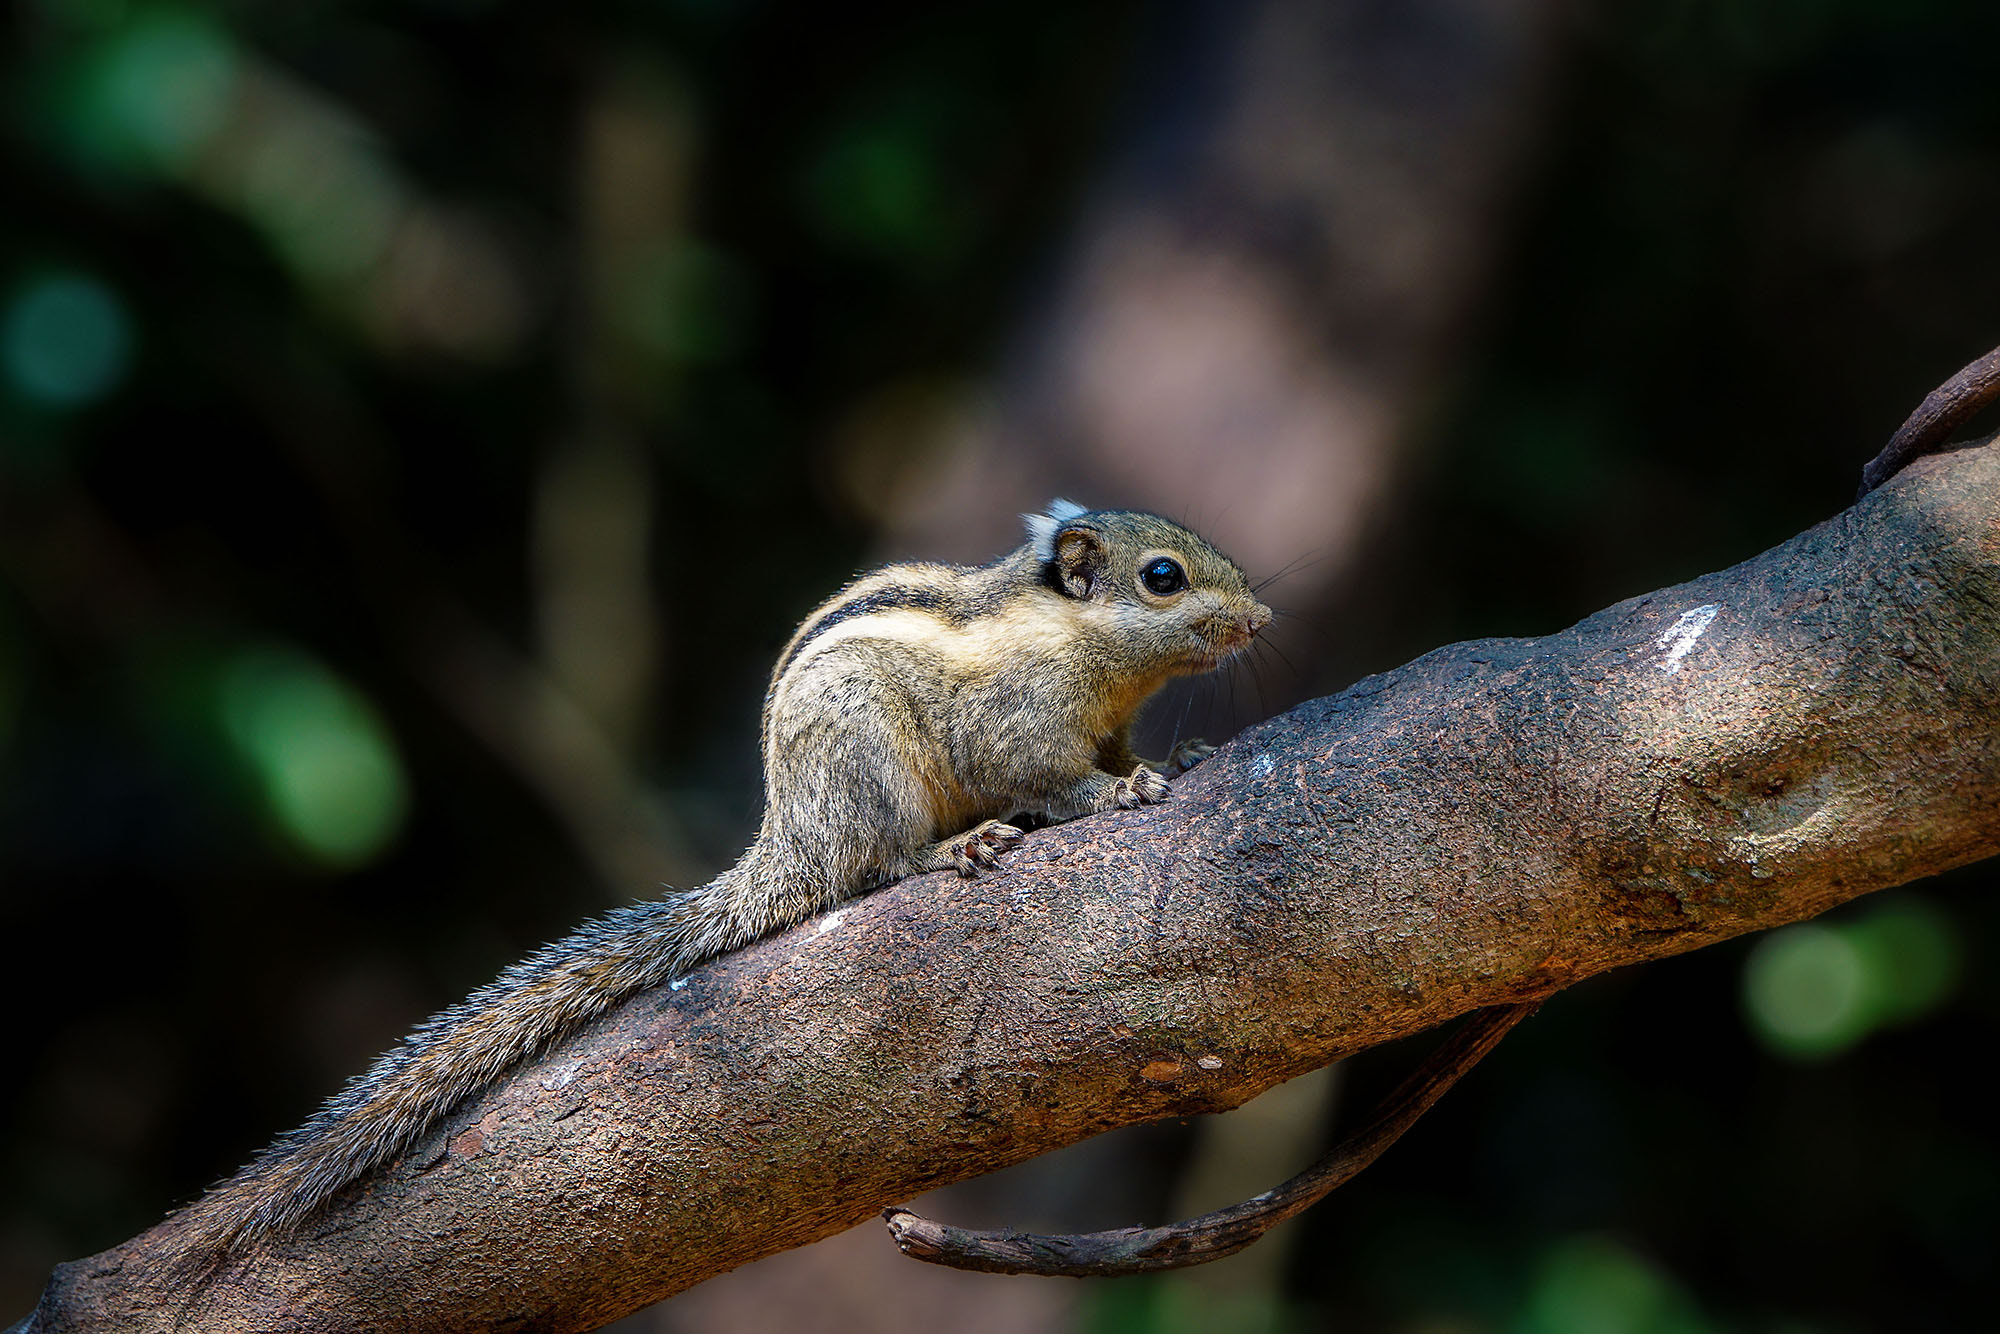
[3,2,1996,1330]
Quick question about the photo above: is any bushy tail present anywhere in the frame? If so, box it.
[179,881,753,1259]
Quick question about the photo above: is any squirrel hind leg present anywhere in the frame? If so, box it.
[758,656,965,900]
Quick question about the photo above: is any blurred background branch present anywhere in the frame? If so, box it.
[4,1,1998,1331]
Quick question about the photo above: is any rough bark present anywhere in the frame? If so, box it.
[18,439,2000,1333]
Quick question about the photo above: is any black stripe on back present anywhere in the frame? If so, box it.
[778,584,961,678]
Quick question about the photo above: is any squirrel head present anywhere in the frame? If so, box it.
[1022,499,1272,677]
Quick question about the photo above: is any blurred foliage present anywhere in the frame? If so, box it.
[215,642,410,868]
[2,0,1998,1331]
[1744,899,1961,1061]
[1,271,134,408]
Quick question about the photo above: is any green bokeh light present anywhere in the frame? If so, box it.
[1743,924,1869,1059]
[1518,1235,1711,1334]
[1742,898,1959,1061]
[218,646,409,869]
[237,117,401,281]
[1846,898,1960,1023]
[62,9,239,174]
[2,272,135,407]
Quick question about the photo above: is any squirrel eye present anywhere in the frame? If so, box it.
[1141,557,1187,596]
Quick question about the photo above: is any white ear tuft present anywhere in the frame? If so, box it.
[1022,511,1060,561]
[1022,499,1088,562]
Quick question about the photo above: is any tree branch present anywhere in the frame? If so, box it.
[1859,344,2000,495]
[882,1000,1541,1275]
[18,439,2000,1333]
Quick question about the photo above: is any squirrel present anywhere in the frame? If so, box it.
[176,499,1273,1259]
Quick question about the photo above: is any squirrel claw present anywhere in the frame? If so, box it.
[1114,765,1171,809]
[1162,739,1215,778]
[948,820,1025,877]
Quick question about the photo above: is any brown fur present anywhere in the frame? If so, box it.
[174,502,1271,1262]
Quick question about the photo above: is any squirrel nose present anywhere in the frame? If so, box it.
[1242,602,1272,636]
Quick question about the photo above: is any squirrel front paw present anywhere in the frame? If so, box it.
[1161,739,1215,777]
[1111,765,1171,809]
[944,819,1025,877]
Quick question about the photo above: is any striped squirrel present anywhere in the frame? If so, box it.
[178,499,1272,1259]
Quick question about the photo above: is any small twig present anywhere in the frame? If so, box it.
[883,999,1540,1277]
[1859,343,2000,496]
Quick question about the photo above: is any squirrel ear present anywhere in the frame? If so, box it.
[1052,526,1105,598]
[1023,498,1088,562]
